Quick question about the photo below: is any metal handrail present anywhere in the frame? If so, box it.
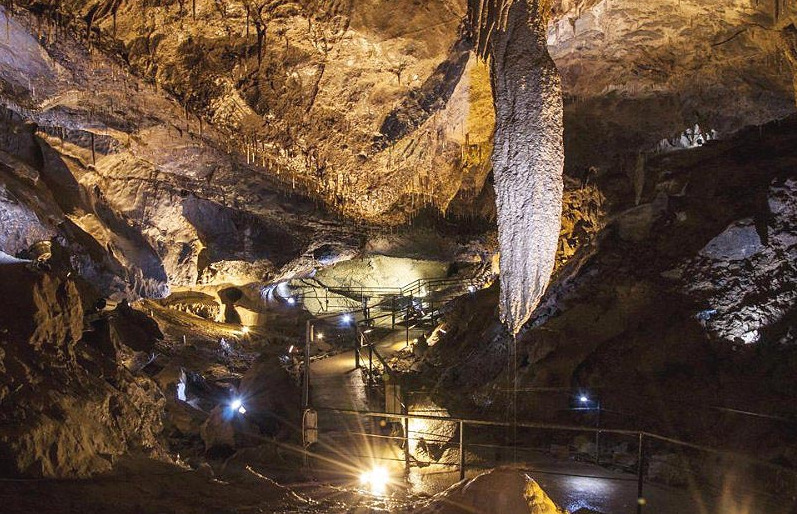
[314,406,797,479]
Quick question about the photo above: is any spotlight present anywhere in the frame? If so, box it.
[241,326,250,334]
[468,285,476,293]
[580,396,589,403]
[341,314,353,324]
[316,332,324,340]
[230,398,246,415]
[359,466,389,495]
[287,297,296,305]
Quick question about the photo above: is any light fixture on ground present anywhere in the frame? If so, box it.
[316,332,324,339]
[359,465,390,495]
[580,395,589,403]
[230,398,247,415]
[341,313,353,324]
[287,297,296,305]
[240,326,250,334]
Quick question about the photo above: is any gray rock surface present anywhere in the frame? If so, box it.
[479,0,565,334]
[699,219,763,261]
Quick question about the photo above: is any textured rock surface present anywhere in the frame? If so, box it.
[0,0,795,307]
[551,0,797,170]
[0,266,166,477]
[427,116,797,466]
[475,0,565,334]
[416,467,566,514]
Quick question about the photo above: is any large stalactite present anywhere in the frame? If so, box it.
[471,0,564,334]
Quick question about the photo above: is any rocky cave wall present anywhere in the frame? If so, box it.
[426,116,797,463]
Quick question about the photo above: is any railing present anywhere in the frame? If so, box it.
[287,275,477,317]
[310,407,797,514]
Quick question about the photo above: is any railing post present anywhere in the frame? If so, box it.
[355,329,361,369]
[303,321,312,409]
[637,432,645,513]
[459,421,465,481]
[595,400,602,464]
[368,342,373,384]
[403,390,410,478]
[406,295,412,347]
[391,296,396,329]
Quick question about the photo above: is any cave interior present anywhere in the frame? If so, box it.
[0,0,796,513]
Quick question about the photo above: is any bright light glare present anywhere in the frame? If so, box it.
[287,297,296,305]
[341,314,353,324]
[241,326,250,334]
[359,466,389,495]
[580,396,589,403]
[468,285,476,293]
[316,332,324,339]
[231,399,246,414]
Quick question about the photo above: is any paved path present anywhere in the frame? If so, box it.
[306,328,422,484]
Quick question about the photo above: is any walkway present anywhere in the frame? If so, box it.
[307,327,423,484]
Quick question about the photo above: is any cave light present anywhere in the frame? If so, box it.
[359,465,390,496]
[341,313,353,324]
[316,332,324,339]
[287,297,296,305]
[241,326,250,334]
[230,398,247,415]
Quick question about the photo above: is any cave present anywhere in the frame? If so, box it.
[1,0,796,512]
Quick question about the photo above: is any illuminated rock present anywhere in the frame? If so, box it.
[475,0,564,334]
[417,467,567,514]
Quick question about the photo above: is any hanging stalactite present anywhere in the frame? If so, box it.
[471,0,564,335]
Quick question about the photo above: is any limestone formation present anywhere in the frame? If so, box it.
[0,266,166,477]
[474,0,564,334]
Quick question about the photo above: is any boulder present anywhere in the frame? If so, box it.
[615,193,668,242]
[232,354,301,439]
[699,219,762,261]
[416,467,567,514]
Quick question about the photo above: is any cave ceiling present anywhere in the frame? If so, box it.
[0,0,795,294]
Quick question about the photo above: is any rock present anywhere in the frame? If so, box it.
[408,398,457,464]
[615,193,668,242]
[485,0,565,335]
[699,219,763,261]
[0,265,166,478]
[158,291,221,320]
[415,467,567,514]
[200,406,241,454]
[237,354,301,438]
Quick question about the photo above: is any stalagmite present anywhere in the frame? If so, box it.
[473,0,564,334]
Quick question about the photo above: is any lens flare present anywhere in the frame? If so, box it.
[359,466,389,495]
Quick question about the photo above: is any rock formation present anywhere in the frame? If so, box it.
[416,467,567,514]
[0,266,166,477]
[473,0,564,334]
